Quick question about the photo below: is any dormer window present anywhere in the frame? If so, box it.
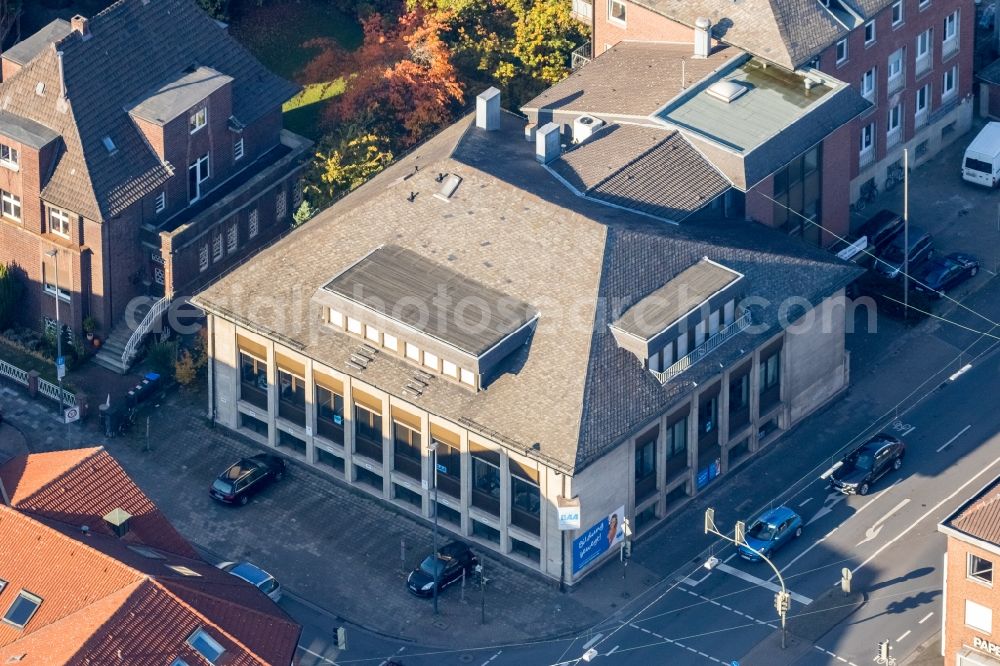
[0,143,19,170]
[190,107,207,134]
[48,207,72,238]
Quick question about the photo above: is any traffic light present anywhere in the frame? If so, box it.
[876,640,889,662]
[621,540,632,561]
[774,591,791,614]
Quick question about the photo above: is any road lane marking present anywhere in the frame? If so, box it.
[808,492,848,525]
[715,563,812,605]
[480,650,502,665]
[296,645,338,665]
[724,552,737,563]
[854,479,902,518]
[815,645,859,666]
[949,363,972,380]
[607,645,619,655]
[919,612,934,624]
[629,623,725,664]
[856,498,911,546]
[798,497,814,507]
[582,634,603,650]
[853,452,1000,574]
[897,630,911,642]
[683,589,776,628]
[937,425,972,453]
[898,425,916,437]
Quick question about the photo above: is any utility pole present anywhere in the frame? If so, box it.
[902,149,910,320]
[705,508,791,649]
[45,249,67,436]
[429,440,440,615]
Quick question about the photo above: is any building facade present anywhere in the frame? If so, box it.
[194,91,862,584]
[584,0,975,212]
[939,474,1000,666]
[0,0,310,371]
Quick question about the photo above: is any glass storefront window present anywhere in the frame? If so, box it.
[666,415,688,480]
[316,386,344,445]
[239,352,267,409]
[634,427,657,502]
[434,440,461,498]
[355,404,383,461]
[394,422,422,480]
[510,473,540,534]
[277,369,305,424]
[471,448,501,515]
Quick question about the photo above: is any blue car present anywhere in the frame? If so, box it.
[738,506,803,562]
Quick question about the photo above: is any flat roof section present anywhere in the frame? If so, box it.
[613,258,742,340]
[129,66,234,126]
[0,111,60,149]
[658,59,832,153]
[323,245,538,357]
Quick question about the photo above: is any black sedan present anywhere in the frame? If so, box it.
[406,541,478,598]
[828,434,905,496]
[210,454,286,505]
[914,252,980,297]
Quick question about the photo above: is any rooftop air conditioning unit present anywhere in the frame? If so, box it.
[573,115,605,143]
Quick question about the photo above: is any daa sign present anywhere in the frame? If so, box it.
[557,496,581,531]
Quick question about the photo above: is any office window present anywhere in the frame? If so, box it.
[608,0,626,24]
[188,154,210,202]
[383,332,398,351]
[423,350,439,371]
[860,123,875,153]
[405,342,420,362]
[329,309,344,328]
[48,208,71,238]
[189,107,207,134]
[442,359,458,378]
[861,67,876,99]
[864,21,876,44]
[771,144,822,244]
[969,554,994,585]
[199,244,209,272]
[887,48,904,89]
[248,208,259,238]
[0,143,19,169]
[227,222,238,254]
[760,350,781,393]
[365,325,379,343]
[942,66,956,99]
[234,137,245,161]
[276,189,287,220]
[668,415,687,457]
[347,317,363,335]
[212,233,223,262]
[943,11,958,43]
[155,191,166,213]
[460,368,475,386]
[891,0,903,25]
[966,599,992,633]
[1,190,21,221]
[836,38,848,64]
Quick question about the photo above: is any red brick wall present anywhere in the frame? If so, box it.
[0,58,21,82]
[593,0,693,52]
[821,124,852,243]
[943,537,1000,661]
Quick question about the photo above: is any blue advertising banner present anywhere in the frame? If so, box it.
[573,505,625,574]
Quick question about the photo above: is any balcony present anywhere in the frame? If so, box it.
[859,146,875,169]
[571,42,592,71]
[652,310,752,384]
[887,72,904,95]
[571,0,592,21]
[942,37,958,59]
[886,126,902,148]
[915,54,931,76]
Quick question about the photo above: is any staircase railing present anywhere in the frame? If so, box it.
[121,296,171,369]
[652,310,752,385]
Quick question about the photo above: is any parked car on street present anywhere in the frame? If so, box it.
[829,434,906,496]
[873,226,933,279]
[913,253,980,297]
[856,209,905,256]
[406,541,478,598]
[216,560,282,602]
[738,506,803,562]
[210,454,285,505]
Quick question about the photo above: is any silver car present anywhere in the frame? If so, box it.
[216,561,282,602]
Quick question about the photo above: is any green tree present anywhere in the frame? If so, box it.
[0,262,22,331]
[304,131,394,208]
[196,0,229,21]
[291,199,317,228]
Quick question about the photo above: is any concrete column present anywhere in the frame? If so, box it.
[459,429,472,535]
[749,351,761,452]
[778,341,790,429]
[264,338,276,447]
[343,375,356,483]
[206,314,214,420]
[304,359,316,464]
[719,370,731,474]
[421,411,433,520]
[687,399,699,494]
[381,393,391,498]
[500,454,511,552]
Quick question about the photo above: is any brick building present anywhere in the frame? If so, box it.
[0,447,300,664]
[939,474,1000,666]
[578,0,975,219]
[0,0,310,372]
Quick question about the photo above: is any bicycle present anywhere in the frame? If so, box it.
[884,162,906,191]
[850,179,879,213]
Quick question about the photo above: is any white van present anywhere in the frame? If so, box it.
[962,122,1000,187]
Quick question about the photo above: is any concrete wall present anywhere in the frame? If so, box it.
[783,289,849,424]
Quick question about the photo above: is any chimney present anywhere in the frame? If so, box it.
[103,508,132,538]
[535,122,561,164]
[71,15,91,40]
[476,87,501,131]
[694,17,712,58]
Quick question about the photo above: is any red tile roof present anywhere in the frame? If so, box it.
[944,475,1000,546]
[0,449,300,665]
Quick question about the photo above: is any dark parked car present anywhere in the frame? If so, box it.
[738,506,803,562]
[829,434,906,496]
[874,226,933,279]
[914,253,980,297]
[406,541,478,598]
[210,454,285,505]
[857,209,905,255]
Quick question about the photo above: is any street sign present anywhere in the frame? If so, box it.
[64,406,80,424]
[56,356,66,380]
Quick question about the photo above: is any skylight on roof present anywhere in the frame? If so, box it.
[2,591,42,629]
[128,545,165,560]
[0,579,6,595]
[187,627,225,664]
[705,80,747,103]
[166,565,202,577]
[102,136,117,154]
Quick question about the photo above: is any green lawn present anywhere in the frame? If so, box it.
[229,0,361,141]
[0,340,76,391]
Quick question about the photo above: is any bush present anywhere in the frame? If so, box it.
[147,341,178,377]
[0,263,22,331]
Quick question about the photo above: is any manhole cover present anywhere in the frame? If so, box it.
[459,655,475,663]
[433,620,449,630]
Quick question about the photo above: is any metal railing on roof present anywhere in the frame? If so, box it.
[571,43,593,71]
[651,310,752,385]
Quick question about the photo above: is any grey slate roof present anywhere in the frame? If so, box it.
[195,111,861,474]
[0,0,298,221]
[320,244,538,358]
[612,258,741,339]
[129,66,234,126]
[1,19,71,66]
[978,57,1000,86]
[552,124,731,221]
[0,111,60,149]
[521,42,737,118]
[630,0,897,70]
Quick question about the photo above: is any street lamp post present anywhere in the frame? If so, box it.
[45,249,66,426]
[705,508,791,648]
[429,440,440,615]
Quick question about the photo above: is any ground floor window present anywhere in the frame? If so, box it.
[665,484,687,512]
[239,352,268,410]
[471,447,502,516]
[510,472,540,535]
[728,437,750,467]
[434,501,461,527]
[355,404,383,461]
[356,466,382,491]
[635,503,658,532]
[394,421,422,480]
[393,483,422,509]
[316,447,344,474]
[510,538,540,563]
[316,385,344,445]
[239,412,268,437]
[278,430,306,457]
[472,519,501,545]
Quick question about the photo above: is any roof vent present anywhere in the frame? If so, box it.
[573,115,605,143]
[34,82,44,96]
[434,174,463,201]
[706,80,747,103]
[694,17,712,58]
[103,508,132,538]
[102,136,117,154]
